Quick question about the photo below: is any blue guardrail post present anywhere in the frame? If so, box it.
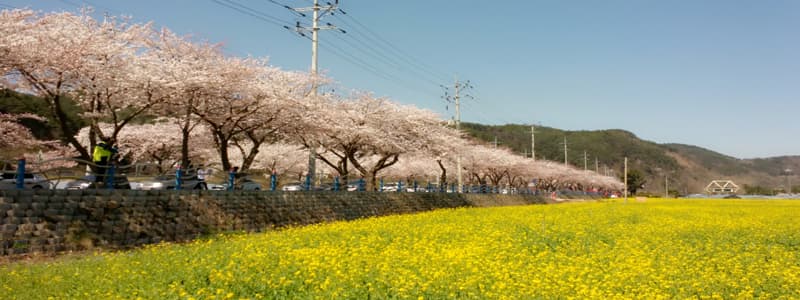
[16,158,25,189]
[228,168,235,191]
[333,176,340,191]
[175,165,183,190]
[106,164,116,189]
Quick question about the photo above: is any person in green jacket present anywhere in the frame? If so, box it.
[92,139,115,183]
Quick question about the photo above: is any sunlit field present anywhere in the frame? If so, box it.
[2,199,799,299]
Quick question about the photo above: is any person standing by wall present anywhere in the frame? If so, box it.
[196,165,208,190]
[92,139,114,183]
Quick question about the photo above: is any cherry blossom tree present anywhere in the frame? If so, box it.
[76,121,214,172]
[0,113,45,159]
[210,142,315,185]
[0,10,155,160]
[380,152,443,185]
[289,92,363,186]
[229,69,316,172]
[460,143,522,186]
[190,56,315,173]
[294,93,450,191]
[347,97,452,190]
[145,29,224,168]
[0,113,75,171]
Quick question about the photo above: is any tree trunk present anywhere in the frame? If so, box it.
[213,130,232,172]
[180,102,192,169]
[53,94,90,161]
[437,159,447,186]
[316,150,349,186]
[240,133,266,172]
[349,153,399,192]
[367,170,378,192]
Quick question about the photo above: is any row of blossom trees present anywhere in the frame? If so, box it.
[0,8,623,192]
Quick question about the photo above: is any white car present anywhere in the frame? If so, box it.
[207,183,226,190]
[281,182,304,191]
[137,175,207,190]
[63,175,132,190]
[380,183,399,192]
[217,178,262,191]
[0,172,53,190]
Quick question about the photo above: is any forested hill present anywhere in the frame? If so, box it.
[461,122,800,195]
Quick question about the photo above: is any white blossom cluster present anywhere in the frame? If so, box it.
[1,8,622,191]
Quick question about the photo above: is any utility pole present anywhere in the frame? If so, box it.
[785,168,793,193]
[563,136,568,166]
[442,77,473,193]
[291,0,340,186]
[455,77,461,192]
[583,150,588,170]
[595,157,599,173]
[531,125,536,161]
[665,175,669,198]
[493,136,498,148]
[624,157,628,203]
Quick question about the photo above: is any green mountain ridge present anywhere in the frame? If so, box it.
[462,122,800,195]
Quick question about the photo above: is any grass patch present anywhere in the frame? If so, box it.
[2,199,800,299]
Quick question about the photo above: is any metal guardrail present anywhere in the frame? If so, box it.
[2,158,593,195]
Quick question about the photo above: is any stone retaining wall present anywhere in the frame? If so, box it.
[0,189,549,257]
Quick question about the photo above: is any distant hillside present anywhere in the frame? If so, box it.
[461,122,799,195]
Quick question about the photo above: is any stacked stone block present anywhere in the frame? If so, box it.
[1,190,547,257]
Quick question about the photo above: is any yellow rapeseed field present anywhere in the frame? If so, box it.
[2,199,800,299]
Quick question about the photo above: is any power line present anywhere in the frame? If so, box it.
[57,0,83,8]
[320,37,441,99]
[284,1,444,99]
[318,36,398,83]
[211,0,293,28]
[333,9,451,82]
[211,0,442,102]
[264,0,307,18]
[339,31,444,86]
[325,30,443,88]
[80,0,121,15]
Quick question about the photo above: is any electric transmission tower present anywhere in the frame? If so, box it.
[286,0,344,186]
[530,125,536,161]
[442,77,474,192]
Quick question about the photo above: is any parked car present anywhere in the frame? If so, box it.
[0,172,53,190]
[314,184,334,191]
[238,178,262,190]
[281,182,305,192]
[207,183,226,190]
[217,177,262,191]
[63,174,131,190]
[280,182,334,191]
[380,182,399,192]
[137,174,207,190]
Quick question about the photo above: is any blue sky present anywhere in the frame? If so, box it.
[4,1,800,159]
